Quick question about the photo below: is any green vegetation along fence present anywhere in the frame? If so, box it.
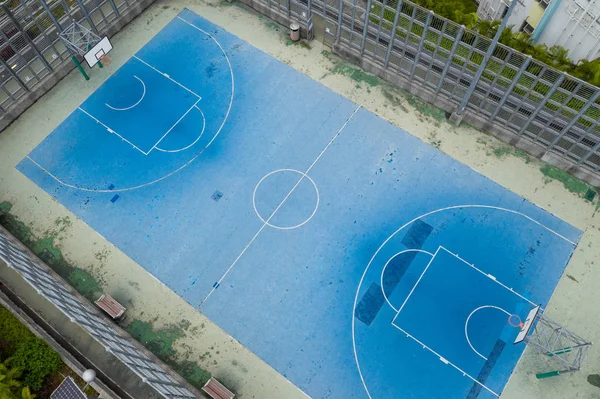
[0,0,154,131]
[0,225,199,399]
[242,0,600,185]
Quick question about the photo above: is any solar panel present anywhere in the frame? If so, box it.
[50,377,87,399]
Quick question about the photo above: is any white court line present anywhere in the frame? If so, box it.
[27,19,234,193]
[440,246,538,308]
[198,105,362,309]
[156,107,206,153]
[352,205,578,399]
[77,107,149,155]
[465,305,512,361]
[105,75,146,111]
[380,249,434,313]
[148,99,200,154]
[391,322,500,397]
[133,55,202,99]
[252,169,320,230]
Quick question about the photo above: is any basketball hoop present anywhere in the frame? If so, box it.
[508,314,524,329]
[99,55,111,66]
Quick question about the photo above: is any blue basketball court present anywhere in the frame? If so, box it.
[17,9,582,399]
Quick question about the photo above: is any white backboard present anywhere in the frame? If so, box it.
[84,36,113,68]
[514,305,541,344]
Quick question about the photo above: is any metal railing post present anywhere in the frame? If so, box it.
[360,0,372,55]
[383,0,403,66]
[451,0,518,121]
[37,0,63,31]
[2,4,53,72]
[435,25,464,95]
[546,90,600,152]
[336,0,343,41]
[489,55,532,120]
[74,0,98,34]
[409,10,433,77]
[0,56,29,91]
[517,72,567,136]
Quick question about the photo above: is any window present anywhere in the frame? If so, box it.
[501,4,509,18]
[536,0,551,9]
[521,21,535,34]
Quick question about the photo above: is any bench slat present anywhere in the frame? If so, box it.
[202,377,234,399]
[95,294,126,319]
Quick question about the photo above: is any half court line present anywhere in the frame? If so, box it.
[198,105,363,309]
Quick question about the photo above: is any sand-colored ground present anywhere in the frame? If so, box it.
[0,0,599,397]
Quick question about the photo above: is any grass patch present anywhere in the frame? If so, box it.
[0,204,103,302]
[540,165,596,197]
[489,146,531,163]
[322,51,382,87]
[124,319,212,389]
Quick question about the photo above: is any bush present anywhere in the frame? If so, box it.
[0,306,62,391]
[8,340,61,391]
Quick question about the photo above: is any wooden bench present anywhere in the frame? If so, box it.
[202,377,234,399]
[95,293,126,320]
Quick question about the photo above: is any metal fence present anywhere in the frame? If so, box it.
[0,0,153,130]
[242,0,600,185]
[0,225,199,399]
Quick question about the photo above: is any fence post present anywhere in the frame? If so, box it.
[545,89,600,153]
[435,25,464,95]
[578,140,600,166]
[107,0,120,18]
[517,72,567,136]
[37,0,63,31]
[336,0,343,41]
[450,0,518,124]
[409,10,433,77]
[383,0,404,66]
[0,56,29,92]
[360,0,373,55]
[488,55,532,120]
[74,0,99,34]
[2,4,53,73]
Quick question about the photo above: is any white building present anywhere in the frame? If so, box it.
[476,0,600,61]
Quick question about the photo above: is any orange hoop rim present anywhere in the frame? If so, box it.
[99,55,111,65]
[508,314,524,329]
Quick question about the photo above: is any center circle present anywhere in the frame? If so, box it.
[252,169,320,230]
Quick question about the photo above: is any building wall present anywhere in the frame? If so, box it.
[477,0,600,61]
[537,0,600,60]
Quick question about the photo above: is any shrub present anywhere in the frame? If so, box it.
[7,340,61,391]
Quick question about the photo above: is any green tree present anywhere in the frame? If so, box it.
[20,387,36,399]
[0,361,22,399]
[572,59,600,86]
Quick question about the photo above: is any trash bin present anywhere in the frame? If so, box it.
[290,22,300,42]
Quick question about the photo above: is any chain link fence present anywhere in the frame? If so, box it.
[241,0,600,185]
[0,0,154,131]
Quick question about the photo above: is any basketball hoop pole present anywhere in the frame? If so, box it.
[71,55,89,81]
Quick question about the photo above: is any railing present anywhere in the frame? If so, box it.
[0,224,200,399]
[242,0,600,185]
[0,0,154,131]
